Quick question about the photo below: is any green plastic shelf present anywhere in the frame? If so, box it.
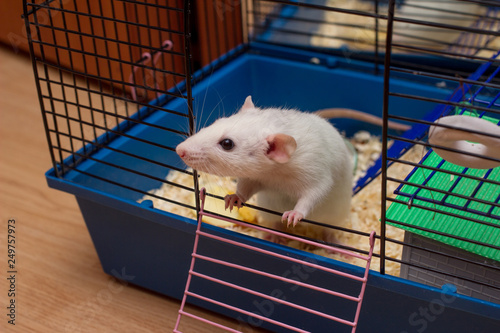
[386,115,500,262]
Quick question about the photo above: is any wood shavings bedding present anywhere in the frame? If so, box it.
[310,0,486,54]
[140,131,423,276]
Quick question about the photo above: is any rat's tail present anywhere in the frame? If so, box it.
[315,108,411,132]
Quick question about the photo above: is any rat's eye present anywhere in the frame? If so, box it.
[219,138,235,151]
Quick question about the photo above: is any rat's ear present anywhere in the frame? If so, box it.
[240,95,255,112]
[266,134,297,163]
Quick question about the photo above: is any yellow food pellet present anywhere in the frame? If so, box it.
[237,206,256,223]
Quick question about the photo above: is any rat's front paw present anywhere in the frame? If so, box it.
[224,194,243,212]
[282,210,304,227]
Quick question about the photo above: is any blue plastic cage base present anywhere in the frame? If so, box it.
[45,45,500,331]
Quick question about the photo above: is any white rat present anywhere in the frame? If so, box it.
[175,96,355,231]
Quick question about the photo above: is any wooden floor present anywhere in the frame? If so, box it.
[0,46,257,332]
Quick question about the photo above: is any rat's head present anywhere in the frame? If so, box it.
[176,96,297,178]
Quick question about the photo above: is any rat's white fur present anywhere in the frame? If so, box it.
[176,96,353,229]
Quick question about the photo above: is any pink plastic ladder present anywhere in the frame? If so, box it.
[174,188,376,333]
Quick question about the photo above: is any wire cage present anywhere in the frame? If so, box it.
[380,0,500,305]
[23,0,500,332]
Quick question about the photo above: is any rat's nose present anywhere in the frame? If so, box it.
[176,145,187,158]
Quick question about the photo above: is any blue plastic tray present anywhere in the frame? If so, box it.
[46,45,500,332]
